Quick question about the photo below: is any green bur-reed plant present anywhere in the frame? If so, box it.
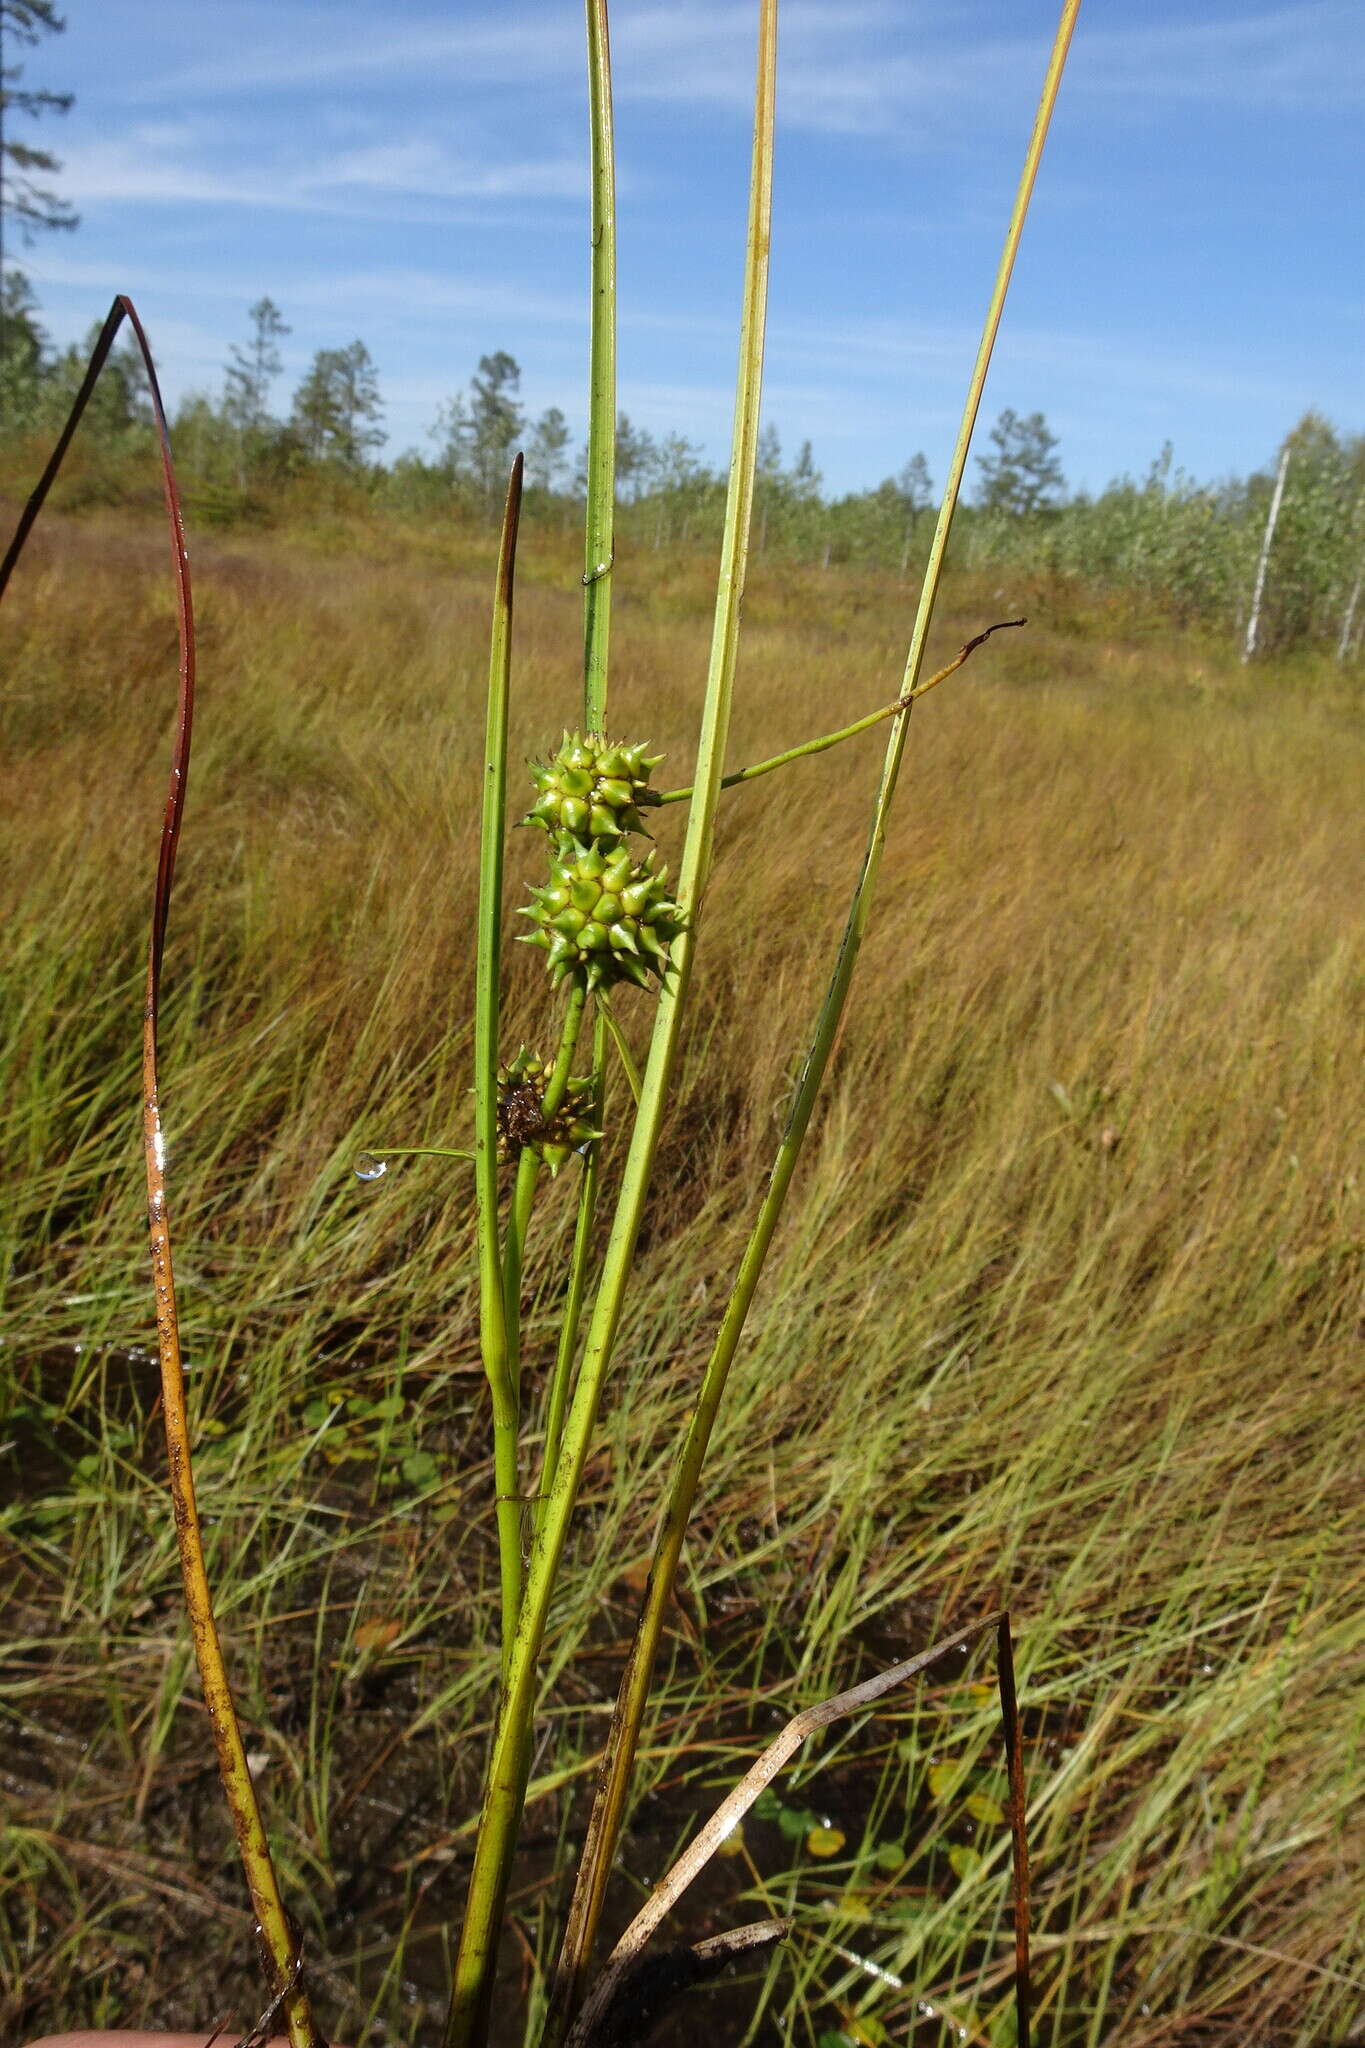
[0,1,1083,2043]
[428,5,1078,2041]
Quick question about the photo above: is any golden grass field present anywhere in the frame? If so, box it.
[2,501,1363,2047]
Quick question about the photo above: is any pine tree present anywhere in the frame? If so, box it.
[526,405,570,492]
[290,340,384,466]
[0,261,44,419]
[430,391,473,481]
[0,0,78,358]
[468,350,524,501]
[615,411,655,504]
[223,297,290,484]
[224,297,290,436]
[975,408,1064,516]
[754,423,782,551]
[895,452,933,577]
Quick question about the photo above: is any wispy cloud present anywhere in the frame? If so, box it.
[58,125,583,219]
[130,0,1365,134]
[320,140,582,202]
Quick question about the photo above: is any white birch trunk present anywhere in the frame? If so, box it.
[1337,568,1363,664]
[1242,440,1291,664]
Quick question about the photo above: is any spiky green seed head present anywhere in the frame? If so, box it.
[495,1045,599,1174]
[524,731,663,843]
[519,837,684,991]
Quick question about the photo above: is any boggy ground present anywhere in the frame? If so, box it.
[1,502,1363,2047]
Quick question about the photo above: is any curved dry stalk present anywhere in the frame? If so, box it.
[565,1613,1029,2048]
[573,1919,792,2048]
[0,298,319,2048]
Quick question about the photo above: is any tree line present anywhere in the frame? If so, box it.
[1,281,1361,665]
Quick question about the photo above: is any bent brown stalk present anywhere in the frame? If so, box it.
[0,298,319,2048]
[565,1613,1031,2048]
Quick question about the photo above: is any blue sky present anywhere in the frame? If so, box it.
[11,0,1364,497]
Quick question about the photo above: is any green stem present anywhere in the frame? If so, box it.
[593,990,641,1105]
[355,1145,473,1167]
[475,456,525,1664]
[653,623,1026,806]
[546,2,1082,2026]
[502,1151,540,1406]
[543,985,590,1117]
[582,0,616,731]
[501,985,590,1400]
[537,1013,607,1520]
[441,8,777,2043]
[656,696,902,803]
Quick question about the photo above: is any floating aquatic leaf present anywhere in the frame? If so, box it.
[948,1844,983,1882]
[928,1761,964,1801]
[353,1393,404,1422]
[806,1824,846,1859]
[965,1791,1006,1827]
[355,1618,401,1654]
[303,1395,342,1429]
[838,2016,887,2047]
[778,1802,817,1841]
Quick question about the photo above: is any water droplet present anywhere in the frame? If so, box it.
[354,1152,388,1183]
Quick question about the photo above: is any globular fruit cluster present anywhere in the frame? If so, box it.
[495,1045,599,1174]
[524,733,662,843]
[521,837,683,991]
[519,730,682,993]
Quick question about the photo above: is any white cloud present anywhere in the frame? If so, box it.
[57,126,583,219]
[127,0,1365,139]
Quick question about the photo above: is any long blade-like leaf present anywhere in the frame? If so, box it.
[582,0,617,729]
[551,1,1081,2020]
[476,454,527,1660]
[442,8,779,2043]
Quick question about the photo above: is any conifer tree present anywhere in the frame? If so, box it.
[975,408,1064,516]
[290,340,384,466]
[526,405,570,492]
[0,0,78,358]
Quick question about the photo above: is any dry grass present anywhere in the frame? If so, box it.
[1,504,1362,2048]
